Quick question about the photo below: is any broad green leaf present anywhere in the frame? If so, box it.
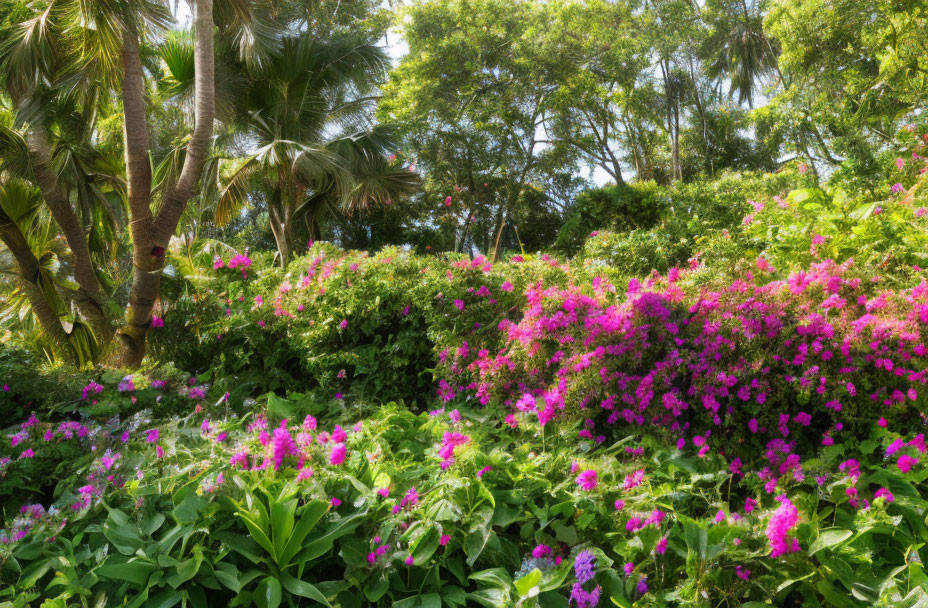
[514,568,542,597]
[280,573,332,606]
[809,528,853,555]
[278,500,328,568]
[254,576,282,608]
[269,496,298,562]
[411,526,440,565]
[96,559,159,586]
[236,512,277,561]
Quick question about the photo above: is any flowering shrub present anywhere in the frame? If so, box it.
[441,257,928,475]
[150,243,576,406]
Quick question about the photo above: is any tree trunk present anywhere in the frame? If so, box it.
[117,0,215,367]
[269,202,291,266]
[0,207,71,352]
[490,211,507,263]
[24,128,113,342]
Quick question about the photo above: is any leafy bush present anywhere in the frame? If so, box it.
[564,170,796,272]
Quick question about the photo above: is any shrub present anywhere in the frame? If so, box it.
[439,257,928,477]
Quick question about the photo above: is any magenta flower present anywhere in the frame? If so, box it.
[532,544,552,558]
[329,443,346,466]
[576,469,598,491]
[897,454,919,473]
[655,537,667,555]
[766,496,800,557]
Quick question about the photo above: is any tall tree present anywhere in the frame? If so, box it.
[381,0,575,259]
[198,33,420,266]
[0,0,217,366]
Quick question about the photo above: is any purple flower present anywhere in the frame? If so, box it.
[573,550,596,584]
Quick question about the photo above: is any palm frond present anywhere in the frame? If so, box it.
[214,0,282,72]
[214,154,258,226]
[159,31,195,99]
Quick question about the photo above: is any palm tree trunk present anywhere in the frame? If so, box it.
[117,0,215,367]
[269,202,291,266]
[23,128,112,342]
[0,207,71,352]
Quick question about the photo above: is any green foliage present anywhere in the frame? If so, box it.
[563,170,796,274]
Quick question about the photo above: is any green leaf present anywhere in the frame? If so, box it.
[411,526,440,565]
[809,528,853,555]
[142,513,166,537]
[236,512,277,562]
[297,513,364,564]
[280,573,332,606]
[254,576,282,608]
[267,393,297,418]
[215,531,263,564]
[214,562,242,593]
[420,593,441,608]
[364,575,389,602]
[514,568,542,597]
[173,546,203,585]
[172,490,203,525]
[102,512,144,556]
[96,558,159,586]
[269,496,298,562]
[469,568,512,590]
[278,500,328,568]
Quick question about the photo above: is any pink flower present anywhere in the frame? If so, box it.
[338,319,348,330]
[874,488,894,503]
[271,428,298,470]
[151,315,164,328]
[655,537,667,555]
[329,443,347,466]
[532,544,552,558]
[440,534,450,546]
[766,496,800,557]
[897,454,919,473]
[576,469,598,491]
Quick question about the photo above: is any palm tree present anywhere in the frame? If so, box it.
[0,0,218,366]
[707,0,781,107]
[162,33,421,265]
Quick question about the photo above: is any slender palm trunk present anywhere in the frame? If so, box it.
[269,202,292,266]
[0,208,71,352]
[117,0,215,367]
[23,128,113,342]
